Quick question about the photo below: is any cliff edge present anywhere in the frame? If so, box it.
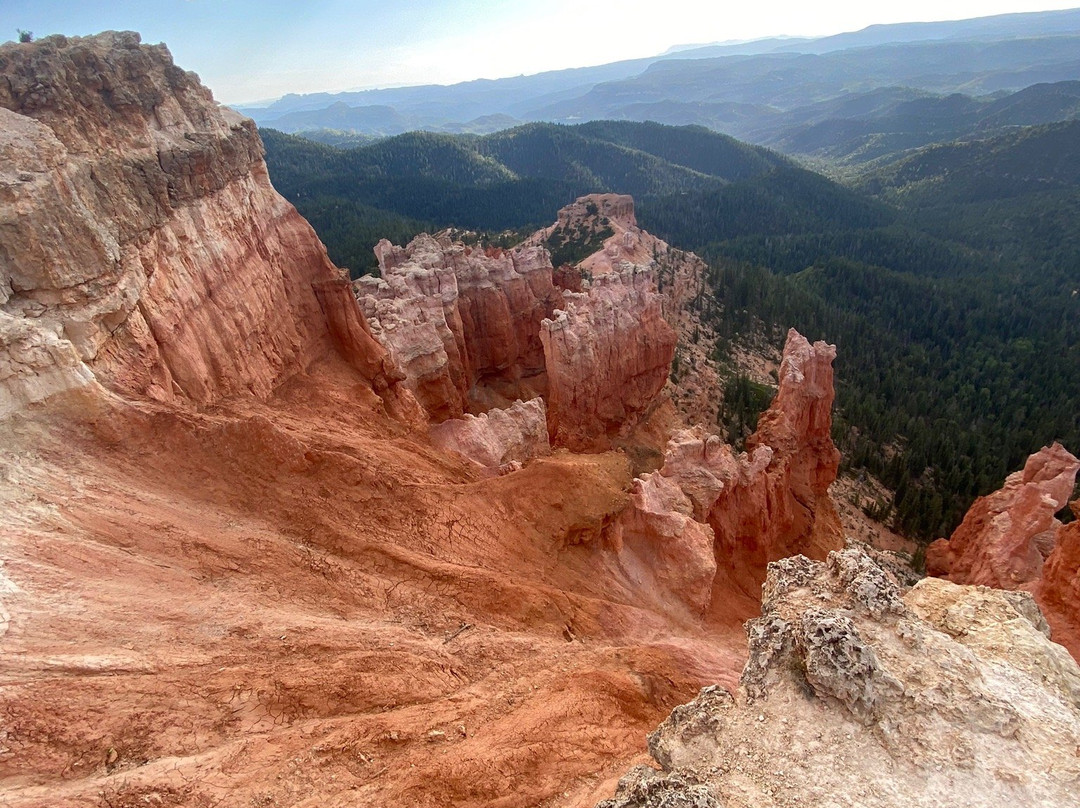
[0,31,404,417]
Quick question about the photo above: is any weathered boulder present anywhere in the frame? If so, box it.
[0,32,406,417]
[428,397,551,472]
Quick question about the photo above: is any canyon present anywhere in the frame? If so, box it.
[1,30,1079,808]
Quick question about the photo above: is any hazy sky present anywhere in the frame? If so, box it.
[3,1,1078,104]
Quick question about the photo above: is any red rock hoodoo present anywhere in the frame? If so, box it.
[359,197,680,451]
[926,443,1078,588]
[541,267,677,451]
[356,234,559,420]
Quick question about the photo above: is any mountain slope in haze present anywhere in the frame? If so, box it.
[761,81,1080,165]
[539,35,1080,126]
[241,8,1080,143]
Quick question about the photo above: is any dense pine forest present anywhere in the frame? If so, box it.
[263,120,1080,542]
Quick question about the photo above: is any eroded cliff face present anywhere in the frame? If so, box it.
[356,234,558,420]
[1039,503,1080,658]
[0,31,403,416]
[541,267,677,451]
[598,549,1080,808]
[721,329,843,572]
[529,193,719,427]
[610,330,843,613]
[926,443,1080,658]
[359,197,679,450]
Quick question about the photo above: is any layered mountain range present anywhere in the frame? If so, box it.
[2,29,1079,808]
[238,8,1080,150]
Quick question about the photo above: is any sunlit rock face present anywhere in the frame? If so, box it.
[356,235,559,421]
[0,31,406,417]
[428,397,551,472]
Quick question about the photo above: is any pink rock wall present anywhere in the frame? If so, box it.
[541,267,677,451]
[0,32,404,415]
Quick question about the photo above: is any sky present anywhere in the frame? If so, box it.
[2,1,1079,104]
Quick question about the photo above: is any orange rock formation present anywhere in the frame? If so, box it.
[0,34,750,808]
[610,329,844,613]
[0,31,407,415]
[0,31,853,808]
[541,268,677,451]
[926,443,1079,588]
[1039,503,1080,658]
[358,235,559,419]
[362,199,679,451]
[927,442,1080,658]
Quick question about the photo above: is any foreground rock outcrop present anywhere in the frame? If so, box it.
[598,549,1080,807]
[0,32,408,417]
[610,329,843,613]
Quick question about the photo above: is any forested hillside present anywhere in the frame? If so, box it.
[263,119,1080,542]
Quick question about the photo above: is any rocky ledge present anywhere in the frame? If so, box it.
[598,548,1080,808]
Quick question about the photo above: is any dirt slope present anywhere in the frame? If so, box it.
[1,359,750,808]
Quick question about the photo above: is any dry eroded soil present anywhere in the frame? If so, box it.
[0,360,750,808]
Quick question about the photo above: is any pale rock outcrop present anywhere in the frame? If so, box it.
[610,330,843,612]
[0,32,406,417]
[541,267,677,451]
[609,465,721,617]
[609,428,734,614]
[428,397,551,472]
[926,442,1079,588]
[598,549,1080,808]
[356,234,559,420]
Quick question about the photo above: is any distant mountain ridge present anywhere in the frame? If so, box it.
[239,8,1080,145]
